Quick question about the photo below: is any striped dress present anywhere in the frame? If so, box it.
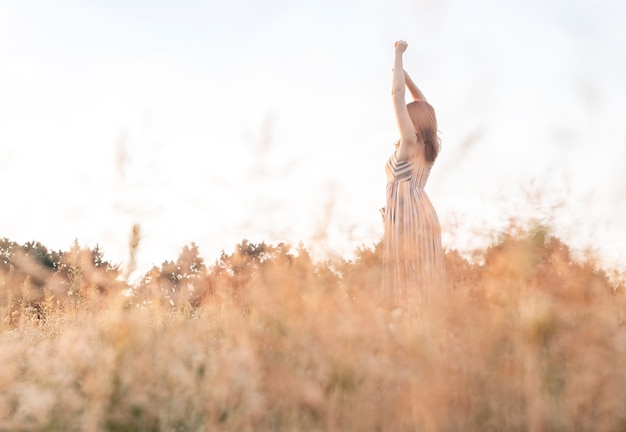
[382,151,445,310]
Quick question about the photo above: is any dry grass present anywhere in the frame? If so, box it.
[0,226,625,431]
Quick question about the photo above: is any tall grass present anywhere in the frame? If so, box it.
[0,225,624,431]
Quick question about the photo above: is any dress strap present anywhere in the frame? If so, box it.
[387,152,413,181]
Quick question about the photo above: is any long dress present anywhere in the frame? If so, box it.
[382,151,445,310]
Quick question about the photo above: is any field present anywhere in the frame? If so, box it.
[1,225,625,431]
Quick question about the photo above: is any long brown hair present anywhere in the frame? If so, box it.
[407,101,440,162]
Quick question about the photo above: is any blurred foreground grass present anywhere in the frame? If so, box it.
[1,225,625,431]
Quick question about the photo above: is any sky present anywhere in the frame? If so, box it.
[1,0,625,277]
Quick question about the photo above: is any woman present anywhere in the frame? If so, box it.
[381,40,445,311]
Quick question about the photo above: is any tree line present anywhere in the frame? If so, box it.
[0,236,388,317]
[1,227,623,322]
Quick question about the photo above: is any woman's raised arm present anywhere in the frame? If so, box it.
[404,70,426,102]
[392,41,418,161]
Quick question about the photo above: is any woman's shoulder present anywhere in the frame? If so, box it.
[410,150,434,169]
[390,143,436,168]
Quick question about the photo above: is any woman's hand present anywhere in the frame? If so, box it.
[394,40,408,54]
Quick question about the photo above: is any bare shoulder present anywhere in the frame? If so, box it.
[395,135,419,162]
[411,142,434,167]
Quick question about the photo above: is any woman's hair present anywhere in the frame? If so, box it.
[407,100,440,162]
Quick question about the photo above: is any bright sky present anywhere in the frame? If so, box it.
[1,0,625,276]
